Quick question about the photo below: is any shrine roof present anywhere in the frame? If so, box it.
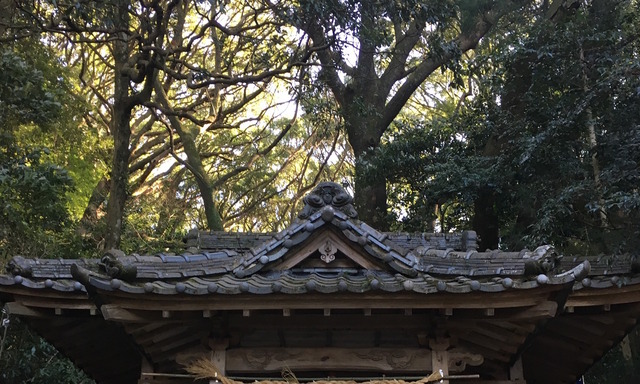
[3,182,640,384]
[1,182,638,297]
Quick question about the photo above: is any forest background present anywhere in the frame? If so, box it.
[1,0,639,382]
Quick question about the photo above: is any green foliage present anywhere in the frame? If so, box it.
[0,50,61,128]
[380,1,640,254]
[0,43,84,260]
[0,317,93,384]
[0,133,76,257]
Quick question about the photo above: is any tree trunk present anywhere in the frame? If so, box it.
[104,2,132,250]
[343,87,388,229]
[77,176,110,237]
[353,144,388,229]
[472,190,499,251]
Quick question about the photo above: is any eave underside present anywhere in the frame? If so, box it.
[4,284,640,384]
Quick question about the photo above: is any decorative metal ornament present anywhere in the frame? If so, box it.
[320,239,337,264]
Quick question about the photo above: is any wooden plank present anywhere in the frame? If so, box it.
[126,322,168,336]
[151,332,208,362]
[462,331,519,354]
[137,325,190,346]
[457,340,512,363]
[471,322,526,345]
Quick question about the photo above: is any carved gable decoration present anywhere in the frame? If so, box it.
[268,228,386,271]
[233,182,418,277]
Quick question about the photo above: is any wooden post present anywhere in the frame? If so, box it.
[509,357,525,383]
[138,356,153,384]
[430,338,450,384]
[209,338,229,382]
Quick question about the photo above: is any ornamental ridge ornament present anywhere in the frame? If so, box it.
[298,182,358,220]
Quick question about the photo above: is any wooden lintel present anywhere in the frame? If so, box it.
[226,347,432,373]
[223,346,484,374]
[4,302,51,318]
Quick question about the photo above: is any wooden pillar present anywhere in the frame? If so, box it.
[430,338,450,384]
[209,338,229,382]
[509,357,526,383]
[138,356,153,384]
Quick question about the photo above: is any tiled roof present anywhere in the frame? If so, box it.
[2,182,640,384]
[3,182,631,297]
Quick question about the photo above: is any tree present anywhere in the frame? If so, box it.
[0,40,93,384]
[9,0,341,247]
[0,43,81,259]
[379,0,640,254]
[267,0,535,228]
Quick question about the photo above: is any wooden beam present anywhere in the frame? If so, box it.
[567,285,640,307]
[4,302,52,318]
[102,305,164,323]
[136,326,191,346]
[100,287,561,312]
[226,347,432,373]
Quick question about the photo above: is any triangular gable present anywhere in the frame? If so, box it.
[268,227,386,271]
[233,182,418,278]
